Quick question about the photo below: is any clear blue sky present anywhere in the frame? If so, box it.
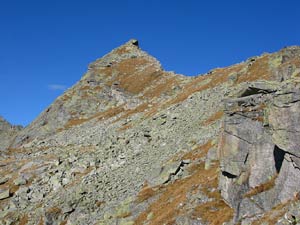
[1,0,300,126]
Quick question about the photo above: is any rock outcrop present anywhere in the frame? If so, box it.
[219,80,300,223]
[1,41,300,224]
[0,116,22,151]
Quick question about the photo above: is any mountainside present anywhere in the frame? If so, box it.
[0,116,22,151]
[1,40,300,225]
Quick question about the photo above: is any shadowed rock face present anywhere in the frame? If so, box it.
[1,41,300,224]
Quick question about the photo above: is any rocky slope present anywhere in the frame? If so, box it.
[1,40,300,225]
[0,116,22,151]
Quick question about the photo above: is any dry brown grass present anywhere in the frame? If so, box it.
[18,214,28,225]
[252,200,291,225]
[145,64,245,117]
[116,211,132,219]
[114,103,149,123]
[0,172,19,197]
[37,217,44,225]
[46,206,62,214]
[192,197,234,225]
[63,167,93,189]
[201,111,224,126]
[143,76,179,98]
[60,220,68,225]
[64,105,125,129]
[182,140,214,161]
[114,46,131,55]
[104,58,161,94]
[96,201,105,207]
[93,66,113,77]
[134,162,233,225]
[117,123,133,131]
[135,182,156,204]
[80,86,90,91]
[237,55,271,83]
[133,139,233,225]
[244,174,278,198]
[64,118,88,129]
[95,105,125,121]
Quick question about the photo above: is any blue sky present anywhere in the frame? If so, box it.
[1,0,300,126]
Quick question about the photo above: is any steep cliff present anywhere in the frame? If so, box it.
[1,41,300,224]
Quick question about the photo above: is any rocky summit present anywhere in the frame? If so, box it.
[1,40,300,225]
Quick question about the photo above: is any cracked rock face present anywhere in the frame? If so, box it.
[219,81,300,222]
[1,42,300,224]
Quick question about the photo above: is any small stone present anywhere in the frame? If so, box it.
[182,159,191,164]
[14,177,27,186]
[0,177,9,185]
[0,189,10,200]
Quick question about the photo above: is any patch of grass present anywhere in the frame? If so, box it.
[145,64,245,117]
[19,214,29,225]
[192,198,234,225]
[182,140,214,161]
[244,174,278,198]
[201,111,224,126]
[135,183,157,204]
[37,217,44,225]
[143,76,180,99]
[116,211,132,219]
[134,160,233,225]
[96,201,105,207]
[64,105,125,129]
[252,200,291,225]
[237,55,271,83]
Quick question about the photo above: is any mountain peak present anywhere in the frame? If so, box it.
[88,39,160,71]
[124,38,139,47]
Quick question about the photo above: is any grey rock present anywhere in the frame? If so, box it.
[14,177,27,186]
[0,176,9,185]
[0,189,10,200]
